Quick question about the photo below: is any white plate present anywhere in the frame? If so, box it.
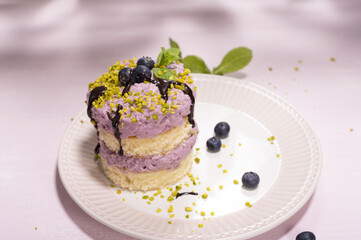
[58,74,322,240]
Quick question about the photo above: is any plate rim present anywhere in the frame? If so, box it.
[58,73,322,240]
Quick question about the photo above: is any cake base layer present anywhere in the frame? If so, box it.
[99,152,193,191]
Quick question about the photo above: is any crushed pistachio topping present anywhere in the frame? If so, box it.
[185,207,193,212]
[117,189,121,194]
[201,211,206,216]
[233,180,239,185]
[170,214,175,218]
[223,169,228,174]
[156,208,162,213]
[194,157,200,164]
[88,58,195,121]
[211,211,215,216]
[219,185,223,190]
[217,164,223,168]
[201,193,208,199]
[186,215,189,219]
[168,205,174,213]
[198,224,204,228]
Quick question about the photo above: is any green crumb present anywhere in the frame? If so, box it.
[80,120,84,124]
[152,114,159,121]
[122,198,125,201]
[217,164,223,168]
[198,224,204,228]
[185,207,192,212]
[267,136,275,141]
[156,208,162,213]
[233,180,239,184]
[167,195,174,201]
[219,185,223,190]
[223,169,228,174]
[186,214,189,219]
[194,157,200,164]
[146,201,151,204]
[131,117,137,123]
[196,148,200,151]
[149,196,154,201]
[142,195,149,199]
[160,195,165,198]
[168,205,174,213]
[201,193,208,199]
[168,221,172,224]
[192,202,196,206]
[175,185,182,190]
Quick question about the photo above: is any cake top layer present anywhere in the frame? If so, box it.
[86,48,197,139]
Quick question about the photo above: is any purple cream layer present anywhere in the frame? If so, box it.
[99,129,197,173]
[87,62,197,139]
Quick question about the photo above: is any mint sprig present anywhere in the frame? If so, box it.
[157,47,181,67]
[168,38,252,75]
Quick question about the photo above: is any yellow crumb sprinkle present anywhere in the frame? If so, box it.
[117,189,121,194]
[233,180,239,184]
[168,221,172,224]
[201,211,206,216]
[217,164,222,168]
[149,196,154,201]
[192,202,196,206]
[211,211,215,216]
[110,184,115,188]
[223,169,228,174]
[142,195,149,199]
[194,157,200,164]
[238,143,242,146]
[277,154,280,157]
[185,207,192,212]
[222,144,226,148]
[35,227,37,230]
[198,224,204,228]
[219,185,223,190]
[168,205,174,213]
[201,193,208,199]
[350,128,354,132]
[170,214,175,218]
[156,208,162,213]
[186,215,189,219]
[330,57,335,62]
[206,187,211,191]
[294,67,299,71]
[196,148,200,151]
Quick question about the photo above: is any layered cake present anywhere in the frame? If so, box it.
[86,48,198,191]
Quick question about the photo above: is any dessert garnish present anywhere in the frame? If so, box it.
[296,231,316,240]
[214,121,230,138]
[206,137,222,152]
[242,172,260,189]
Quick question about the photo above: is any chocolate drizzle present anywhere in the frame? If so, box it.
[94,143,100,154]
[176,192,198,199]
[107,105,124,156]
[87,85,107,129]
[150,78,195,127]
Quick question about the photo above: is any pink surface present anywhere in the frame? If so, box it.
[0,0,361,239]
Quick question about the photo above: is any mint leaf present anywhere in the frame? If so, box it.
[212,47,252,75]
[169,38,182,58]
[157,47,181,67]
[153,67,177,80]
[183,55,211,74]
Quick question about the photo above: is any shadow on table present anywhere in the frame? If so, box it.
[249,194,314,240]
[55,167,134,240]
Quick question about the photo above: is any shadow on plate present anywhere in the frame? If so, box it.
[249,194,315,240]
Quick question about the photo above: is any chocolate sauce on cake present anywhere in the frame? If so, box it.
[87,85,107,129]
[107,105,124,156]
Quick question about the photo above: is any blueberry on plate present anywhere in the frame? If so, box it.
[242,172,260,189]
[296,231,316,240]
[214,122,230,138]
[137,57,155,70]
[206,137,222,152]
[133,65,151,83]
[118,67,131,86]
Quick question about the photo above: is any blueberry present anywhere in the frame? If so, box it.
[132,65,151,83]
[118,68,131,86]
[242,172,260,189]
[137,57,155,70]
[206,137,222,152]
[296,231,316,240]
[214,122,230,138]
